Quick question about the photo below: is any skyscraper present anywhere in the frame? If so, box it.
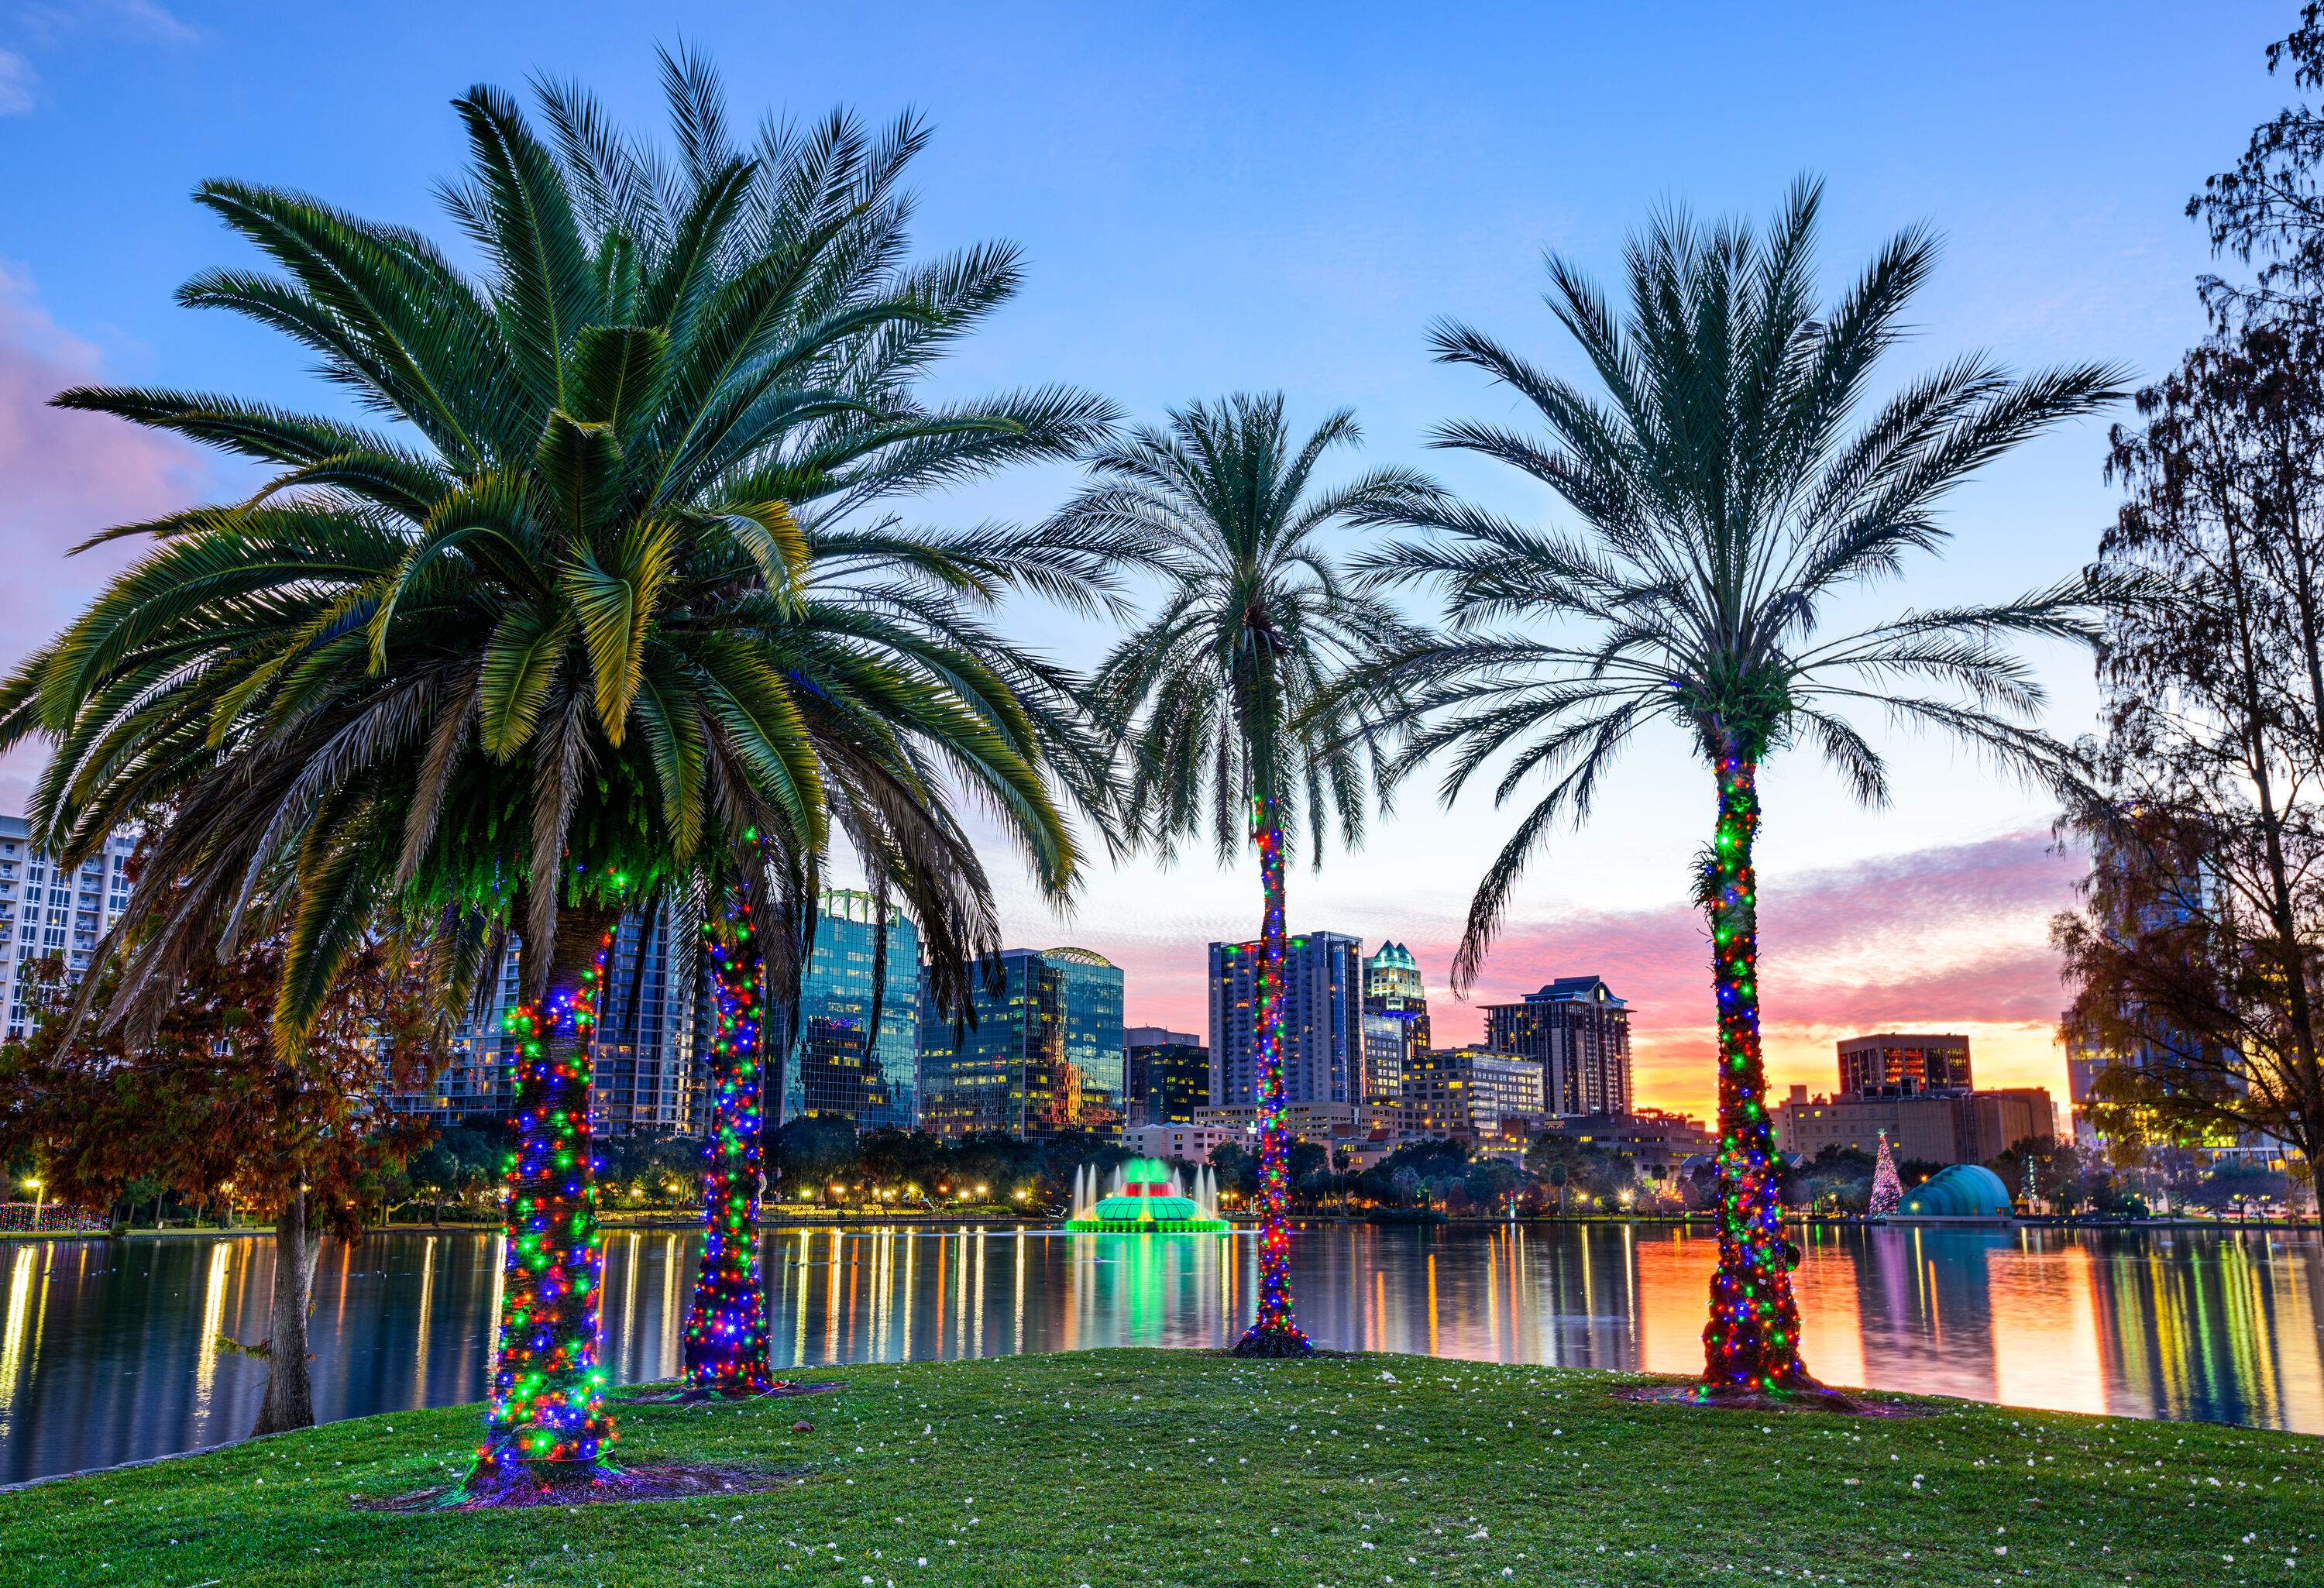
[1360,940,1432,1102]
[1208,931,1363,1107]
[1125,1026,1209,1125]
[0,817,138,1043]
[918,947,1125,1139]
[397,904,700,1134]
[785,889,922,1131]
[1483,974,1634,1115]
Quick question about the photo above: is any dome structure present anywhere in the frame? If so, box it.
[1897,1163,2014,1222]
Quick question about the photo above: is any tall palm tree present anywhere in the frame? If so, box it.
[1363,180,2120,1399]
[3,70,1105,1492]
[1061,394,1435,1356]
[526,53,1125,1401]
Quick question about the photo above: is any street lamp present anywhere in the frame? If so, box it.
[218,1180,235,1229]
[22,1177,43,1232]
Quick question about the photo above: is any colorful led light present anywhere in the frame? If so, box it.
[480,924,616,1469]
[682,900,782,1395]
[1868,1129,1903,1218]
[1697,758,1809,1396]
[1235,794,1312,1357]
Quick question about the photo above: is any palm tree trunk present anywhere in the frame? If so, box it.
[1700,755,1814,1395]
[249,1184,323,1436]
[1232,797,1312,1357]
[476,902,621,1482]
[682,895,778,1394]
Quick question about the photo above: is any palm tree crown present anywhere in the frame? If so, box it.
[1067,393,1435,861]
[1367,179,2123,985]
[5,58,1116,1040]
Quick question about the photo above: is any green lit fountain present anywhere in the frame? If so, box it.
[1064,1157,1229,1233]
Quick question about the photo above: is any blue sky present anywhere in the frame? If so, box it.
[0,1,2297,1113]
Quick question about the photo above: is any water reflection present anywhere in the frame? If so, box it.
[0,1222,2315,1485]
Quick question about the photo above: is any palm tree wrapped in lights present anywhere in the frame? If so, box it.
[1062,393,1435,1356]
[1362,180,2119,1398]
[7,66,1104,1490]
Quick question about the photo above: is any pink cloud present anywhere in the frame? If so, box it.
[0,262,213,813]
[1110,830,2084,1125]
[1428,830,2083,1119]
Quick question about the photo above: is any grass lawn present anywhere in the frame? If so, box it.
[2,1349,2315,1586]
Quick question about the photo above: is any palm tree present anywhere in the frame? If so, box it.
[1061,394,1436,1356]
[4,69,1105,1492]
[1363,180,2119,1399]
[524,53,1125,1401]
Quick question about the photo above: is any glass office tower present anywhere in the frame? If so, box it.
[784,888,921,1131]
[918,947,1125,1138]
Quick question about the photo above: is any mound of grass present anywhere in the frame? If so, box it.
[2,1349,2315,1586]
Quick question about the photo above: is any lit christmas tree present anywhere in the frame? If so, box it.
[1868,1131,1903,1218]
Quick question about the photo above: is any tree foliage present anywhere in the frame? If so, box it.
[2055,320,2324,1203]
[0,938,438,1236]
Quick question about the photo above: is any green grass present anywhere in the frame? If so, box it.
[2,1349,2315,1586]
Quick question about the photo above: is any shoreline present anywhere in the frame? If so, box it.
[7,1208,2313,1241]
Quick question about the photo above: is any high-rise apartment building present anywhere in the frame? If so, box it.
[1401,1046,1546,1134]
[1836,1033,1972,1095]
[1483,974,1634,1115]
[918,947,1125,1139]
[1208,932,1363,1109]
[785,889,921,1131]
[1360,940,1431,1102]
[1125,1026,1209,1126]
[1360,1011,1407,1104]
[396,906,700,1135]
[0,817,138,1043]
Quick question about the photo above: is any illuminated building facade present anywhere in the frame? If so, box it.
[1208,931,1363,1108]
[1400,1046,1546,1135]
[1125,1025,1209,1125]
[1360,940,1431,1102]
[1837,1032,1972,1095]
[1482,975,1634,1115]
[785,889,922,1131]
[918,947,1124,1139]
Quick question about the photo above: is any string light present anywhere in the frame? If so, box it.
[1868,1129,1903,1218]
[479,921,616,1471]
[1698,756,1809,1397]
[1235,793,1311,1357]
[682,899,782,1395]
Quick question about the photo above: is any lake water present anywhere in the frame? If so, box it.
[1,1220,2317,1484]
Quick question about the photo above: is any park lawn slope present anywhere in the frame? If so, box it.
[0,1349,2315,1587]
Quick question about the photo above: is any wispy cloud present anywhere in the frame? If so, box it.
[1426,830,2083,1119]
[103,0,197,44]
[1095,829,2083,1123]
[0,50,34,115]
[13,2,196,46]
